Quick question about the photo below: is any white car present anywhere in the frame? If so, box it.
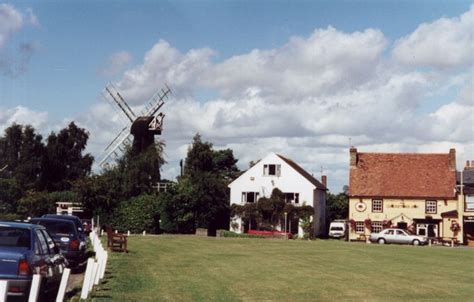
[369,228,427,246]
[328,220,346,238]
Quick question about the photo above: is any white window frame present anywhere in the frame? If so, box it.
[372,199,383,213]
[466,195,474,212]
[355,222,365,233]
[371,221,383,233]
[263,164,281,176]
[242,192,259,203]
[425,200,437,214]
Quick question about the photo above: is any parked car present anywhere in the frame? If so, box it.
[0,221,67,298]
[42,214,86,240]
[369,228,427,246]
[29,218,87,268]
[328,220,347,238]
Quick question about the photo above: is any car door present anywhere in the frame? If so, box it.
[40,229,65,282]
[384,229,396,243]
[34,229,56,287]
[395,230,409,244]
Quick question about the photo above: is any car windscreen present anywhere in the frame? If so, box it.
[0,227,31,249]
[32,220,76,237]
[330,227,343,231]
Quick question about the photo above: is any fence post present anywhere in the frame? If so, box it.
[0,280,7,302]
[80,258,95,299]
[28,275,42,302]
[89,261,99,292]
[55,268,71,302]
[100,251,108,280]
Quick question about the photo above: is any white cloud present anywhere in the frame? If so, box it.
[0,106,48,133]
[82,7,473,192]
[0,4,38,77]
[392,5,474,68]
[0,4,23,48]
[99,51,132,76]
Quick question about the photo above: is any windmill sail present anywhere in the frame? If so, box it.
[103,84,136,123]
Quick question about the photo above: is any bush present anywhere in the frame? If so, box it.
[220,230,265,239]
[111,194,160,234]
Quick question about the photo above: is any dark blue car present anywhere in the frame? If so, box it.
[0,221,67,298]
[29,218,87,268]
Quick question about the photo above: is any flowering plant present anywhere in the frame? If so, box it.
[349,219,356,230]
[364,219,372,231]
[450,221,460,233]
[382,220,391,229]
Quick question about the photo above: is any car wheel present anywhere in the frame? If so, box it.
[378,238,385,244]
[412,239,420,246]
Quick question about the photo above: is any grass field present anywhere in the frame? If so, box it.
[90,235,474,301]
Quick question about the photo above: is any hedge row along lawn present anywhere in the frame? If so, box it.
[90,236,474,301]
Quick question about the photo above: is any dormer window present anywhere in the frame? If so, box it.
[263,164,281,176]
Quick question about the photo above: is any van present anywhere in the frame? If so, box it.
[328,220,347,238]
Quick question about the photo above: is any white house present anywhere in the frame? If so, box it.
[228,153,327,237]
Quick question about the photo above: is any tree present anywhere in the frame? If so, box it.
[326,191,349,223]
[0,124,45,191]
[41,122,93,191]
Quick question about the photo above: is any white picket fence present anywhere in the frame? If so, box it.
[0,228,108,302]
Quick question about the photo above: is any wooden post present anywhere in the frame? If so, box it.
[0,280,7,302]
[451,239,454,248]
[429,239,432,247]
[56,268,71,302]
[90,262,99,291]
[80,258,95,299]
[100,251,108,280]
[28,275,41,302]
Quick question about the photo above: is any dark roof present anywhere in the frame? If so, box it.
[458,169,474,185]
[276,154,327,190]
[441,210,458,218]
[349,152,456,199]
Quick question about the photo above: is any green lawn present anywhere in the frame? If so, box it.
[90,235,474,301]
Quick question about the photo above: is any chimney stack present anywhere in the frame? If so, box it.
[466,160,474,170]
[321,175,327,187]
[449,148,456,171]
[350,147,358,168]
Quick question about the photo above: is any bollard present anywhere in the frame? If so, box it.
[143,230,146,236]
[80,258,95,299]
[451,239,454,248]
[56,268,71,302]
[28,275,41,302]
[127,230,130,236]
[101,229,104,236]
[429,239,432,247]
[0,280,7,302]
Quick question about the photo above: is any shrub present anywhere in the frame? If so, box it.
[111,194,160,234]
[220,230,265,239]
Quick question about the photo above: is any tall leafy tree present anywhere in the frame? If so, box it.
[41,122,93,191]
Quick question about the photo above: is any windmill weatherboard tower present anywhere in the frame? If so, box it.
[98,83,171,168]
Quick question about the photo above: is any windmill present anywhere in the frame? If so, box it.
[98,83,171,168]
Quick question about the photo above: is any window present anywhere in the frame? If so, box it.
[263,164,281,176]
[425,200,437,214]
[396,230,406,236]
[242,192,259,203]
[466,195,474,212]
[355,222,365,233]
[371,221,383,233]
[41,230,56,254]
[35,230,49,255]
[372,199,383,213]
[284,193,299,204]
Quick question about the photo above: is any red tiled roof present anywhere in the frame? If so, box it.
[349,152,456,199]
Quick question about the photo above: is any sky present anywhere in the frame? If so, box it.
[0,0,473,193]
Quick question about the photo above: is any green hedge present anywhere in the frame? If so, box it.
[218,230,265,239]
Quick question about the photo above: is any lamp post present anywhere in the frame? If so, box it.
[284,212,288,240]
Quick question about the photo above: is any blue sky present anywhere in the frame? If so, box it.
[1,1,473,192]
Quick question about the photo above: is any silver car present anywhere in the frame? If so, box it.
[369,228,427,246]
